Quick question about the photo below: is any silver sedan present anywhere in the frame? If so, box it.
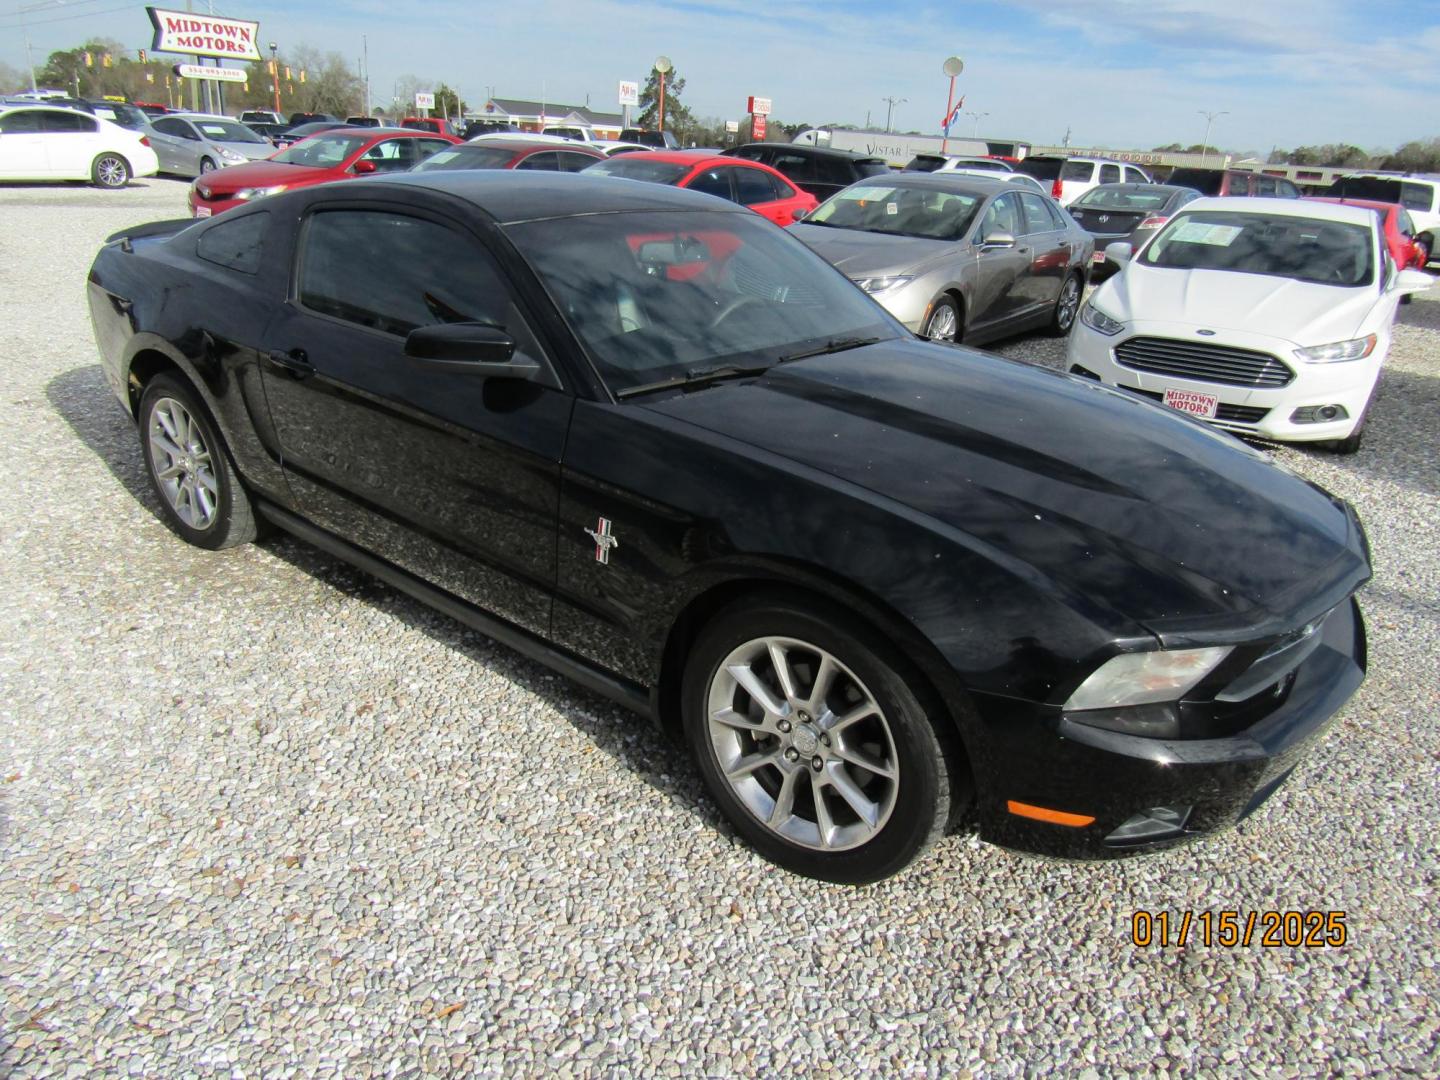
[147,113,274,178]
[792,173,1094,344]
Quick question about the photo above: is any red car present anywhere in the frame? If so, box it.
[189,128,459,218]
[1307,196,1430,269]
[411,138,605,174]
[584,150,818,227]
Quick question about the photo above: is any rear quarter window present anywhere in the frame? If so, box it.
[195,212,268,275]
[1401,182,1434,213]
[1061,161,1094,182]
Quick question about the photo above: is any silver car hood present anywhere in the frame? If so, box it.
[791,223,962,279]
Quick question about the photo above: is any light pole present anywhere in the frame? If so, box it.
[966,110,989,138]
[653,56,672,134]
[939,56,963,154]
[1198,110,1228,168]
[882,95,907,133]
[269,41,280,116]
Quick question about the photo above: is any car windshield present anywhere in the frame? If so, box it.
[412,146,517,171]
[504,209,900,394]
[93,103,147,130]
[1142,210,1374,286]
[855,160,890,177]
[1074,187,1172,211]
[194,119,265,144]
[584,158,692,184]
[806,183,983,240]
[904,155,944,172]
[271,132,369,166]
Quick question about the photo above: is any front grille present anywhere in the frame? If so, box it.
[1129,388,1271,424]
[1116,336,1293,388]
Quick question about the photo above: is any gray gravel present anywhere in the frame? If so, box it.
[1,178,1437,1077]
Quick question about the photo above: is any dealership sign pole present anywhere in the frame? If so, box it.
[940,56,964,155]
[653,55,671,135]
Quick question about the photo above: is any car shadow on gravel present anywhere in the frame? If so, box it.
[42,364,753,854]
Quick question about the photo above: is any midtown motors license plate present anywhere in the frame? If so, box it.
[193,206,212,219]
[1163,388,1219,419]
[1092,251,1107,263]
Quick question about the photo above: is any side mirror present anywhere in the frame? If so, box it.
[791,206,809,222]
[1394,268,1434,294]
[979,230,1015,251]
[404,322,540,379]
[1105,241,1135,266]
[352,159,377,174]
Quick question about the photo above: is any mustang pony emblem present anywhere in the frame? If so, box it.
[585,517,619,564]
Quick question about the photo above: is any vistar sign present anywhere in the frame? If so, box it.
[147,7,263,62]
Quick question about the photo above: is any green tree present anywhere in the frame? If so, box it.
[636,66,692,133]
[40,38,124,97]
[433,83,463,119]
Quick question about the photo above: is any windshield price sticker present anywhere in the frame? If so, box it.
[886,203,898,215]
[1172,222,1243,247]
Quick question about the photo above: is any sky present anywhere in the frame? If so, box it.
[4,0,1440,154]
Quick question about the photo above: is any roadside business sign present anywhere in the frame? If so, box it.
[146,7,262,61]
[746,96,772,116]
[618,80,639,107]
[724,120,739,133]
[415,92,436,110]
[175,63,247,83]
[752,114,767,140]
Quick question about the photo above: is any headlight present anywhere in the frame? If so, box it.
[1293,335,1376,363]
[1079,298,1126,336]
[1063,646,1233,711]
[217,146,246,162]
[235,184,287,201]
[855,275,913,294]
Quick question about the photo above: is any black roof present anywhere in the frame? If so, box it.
[730,141,885,163]
[360,171,750,224]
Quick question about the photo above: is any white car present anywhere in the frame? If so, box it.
[941,168,1050,196]
[1067,197,1433,453]
[1014,155,1153,205]
[0,105,158,188]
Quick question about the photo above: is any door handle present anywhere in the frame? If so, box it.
[267,348,315,378]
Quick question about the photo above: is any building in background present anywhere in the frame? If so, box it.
[475,97,624,138]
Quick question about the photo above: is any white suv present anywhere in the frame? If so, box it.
[1325,173,1440,263]
[1015,155,1153,205]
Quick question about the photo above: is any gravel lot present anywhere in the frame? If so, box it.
[1,177,1437,1077]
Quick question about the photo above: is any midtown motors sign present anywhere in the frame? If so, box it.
[147,7,263,61]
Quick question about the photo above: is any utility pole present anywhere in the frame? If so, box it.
[882,95,906,133]
[363,35,371,117]
[1198,110,1228,168]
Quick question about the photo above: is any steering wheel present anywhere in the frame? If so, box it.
[707,294,769,333]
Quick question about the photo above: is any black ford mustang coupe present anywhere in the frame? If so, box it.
[88,173,1370,883]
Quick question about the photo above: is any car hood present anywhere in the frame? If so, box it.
[641,338,1368,639]
[1100,264,1379,344]
[197,159,336,191]
[219,142,275,162]
[791,224,962,279]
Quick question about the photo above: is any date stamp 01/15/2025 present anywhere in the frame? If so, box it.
[1131,910,1348,948]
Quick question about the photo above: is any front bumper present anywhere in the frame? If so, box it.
[969,595,1366,859]
[1066,319,1381,443]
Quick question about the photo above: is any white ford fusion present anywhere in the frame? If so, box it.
[1066,197,1433,453]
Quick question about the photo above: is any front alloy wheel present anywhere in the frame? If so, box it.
[706,636,900,851]
[923,297,960,342]
[684,598,957,883]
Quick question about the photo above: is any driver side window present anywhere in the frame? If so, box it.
[979,193,1020,239]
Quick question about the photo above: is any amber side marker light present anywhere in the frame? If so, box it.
[1006,800,1096,827]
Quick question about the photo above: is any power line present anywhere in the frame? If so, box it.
[0,1,144,28]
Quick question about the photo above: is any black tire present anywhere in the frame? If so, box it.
[922,296,962,343]
[138,374,257,549]
[682,596,955,884]
[1420,235,1437,268]
[91,153,131,189]
[1047,272,1083,336]
[1322,420,1365,455]
[199,157,216,175]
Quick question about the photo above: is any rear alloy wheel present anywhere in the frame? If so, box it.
[923,297,962,343]
[138,374,257,549]
[92,153,130,189]
[683,599,954,883]
[1048,274,1082,335]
